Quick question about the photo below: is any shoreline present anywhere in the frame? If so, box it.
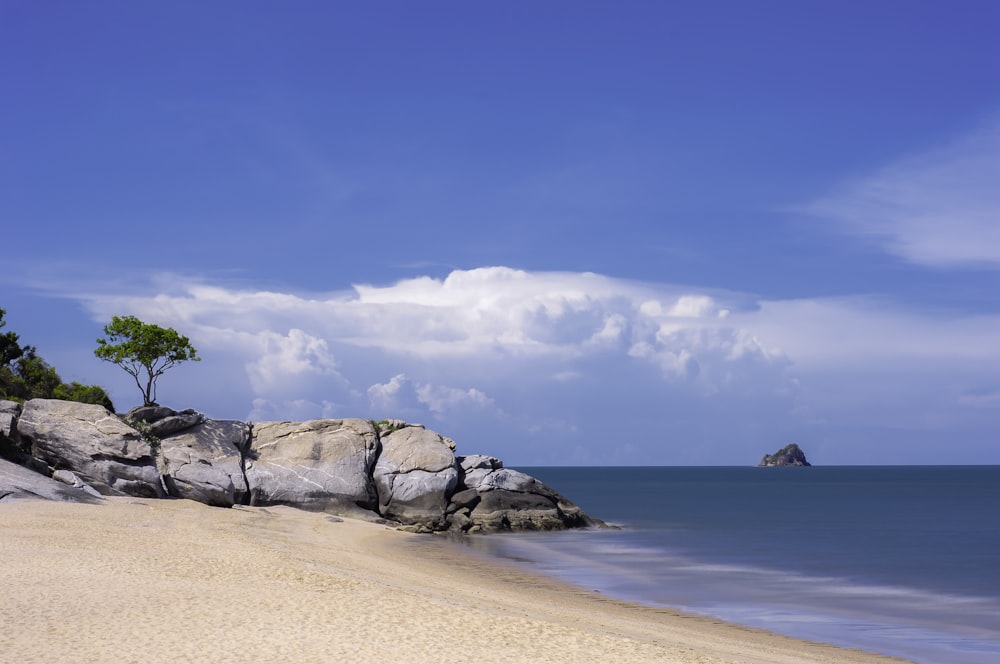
[0,498,910,663]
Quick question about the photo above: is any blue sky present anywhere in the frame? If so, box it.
[3,1,999,465]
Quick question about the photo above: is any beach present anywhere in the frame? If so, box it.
[0,498,907,664]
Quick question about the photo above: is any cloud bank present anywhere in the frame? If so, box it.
[801,117,1000,268]
[70,266,1000,465]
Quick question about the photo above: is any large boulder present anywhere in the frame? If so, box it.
[0,457,104,504]
[15,399,163,498]
[123,404,204,438]
[158,420,250,507]
[455,455,595,533]
[373,425,458,529]
[247,419,380,514]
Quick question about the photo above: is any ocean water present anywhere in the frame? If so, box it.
[473,466,1000,664]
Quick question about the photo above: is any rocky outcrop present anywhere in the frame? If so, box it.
[451,454,596,533]
[758,443,811,467]
[0,399,19,439]
[7,399,599,533]
[0,399,23,462]
[373,425,459,529]
[159,419,250,507]
[248,419,379,514]
[16,399,164,497]
[0,457,104,503]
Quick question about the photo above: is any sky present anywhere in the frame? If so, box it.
[2,1,999,465]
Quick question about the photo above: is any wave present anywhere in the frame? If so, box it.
[477,529,1000,664]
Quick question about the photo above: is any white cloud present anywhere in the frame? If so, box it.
[59,265,1000,463]
[367,374,414,414]
[415,383,497,416]
[246,328,341,394]
[800,117,1000,268]
[367,373,501,421]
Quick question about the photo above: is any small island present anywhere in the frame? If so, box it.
[758,443,811,467]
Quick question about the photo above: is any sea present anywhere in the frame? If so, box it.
[471,466,1000,664]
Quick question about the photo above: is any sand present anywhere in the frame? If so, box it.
[0,498,909,664]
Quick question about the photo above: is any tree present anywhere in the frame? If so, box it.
[0,308,23,366]
[52,381,115,411]
[1,307,115,410]
[12,348,61,400]
[94,315,200,407]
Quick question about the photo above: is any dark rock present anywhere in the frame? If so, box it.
[0,399,19,439]
[447,488,481,511]
[458,464,596,533]
[0,400,26,463]
[124,405,176,424]
[758,443,811,467]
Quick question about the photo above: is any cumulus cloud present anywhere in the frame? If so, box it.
[58,265,1000,463]
[367,373,501,421]
[800,117,1000,268]
[246,328,340,393]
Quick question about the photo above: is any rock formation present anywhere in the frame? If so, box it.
[157,418,250,507]
[374,425,459,529]
[0,398,600,533]
[450,454,592,533]
[16,399,164,497]
[758,443,811,467]
[0,457,104,503]
[248,418,380,515]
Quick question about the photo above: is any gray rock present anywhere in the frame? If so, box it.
[16,399,164,498]
[466,467,544,492]
[448,488,480,511]
[458,454,503,471]
[149,411,204,437]
[125,405,176,423]
[158,420,250,506]
[0,457,104,504]
[0,399,19,439]
[51,469,103,499]
[469,490,569,531]
[0,400,26,463]
[247,419,380,513]
[447,510,473,532]
[373,426,458,527]
[460,466,595,533]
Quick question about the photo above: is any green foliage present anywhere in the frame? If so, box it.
[53,382,115,411]
[371,419,404,435]
[14,349,61,399]
[94,315,201,407]
[0,308,114,410]
[0,308,23,366]
[122,417,161,458]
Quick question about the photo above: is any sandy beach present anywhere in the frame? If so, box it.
[0,498,909,664]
